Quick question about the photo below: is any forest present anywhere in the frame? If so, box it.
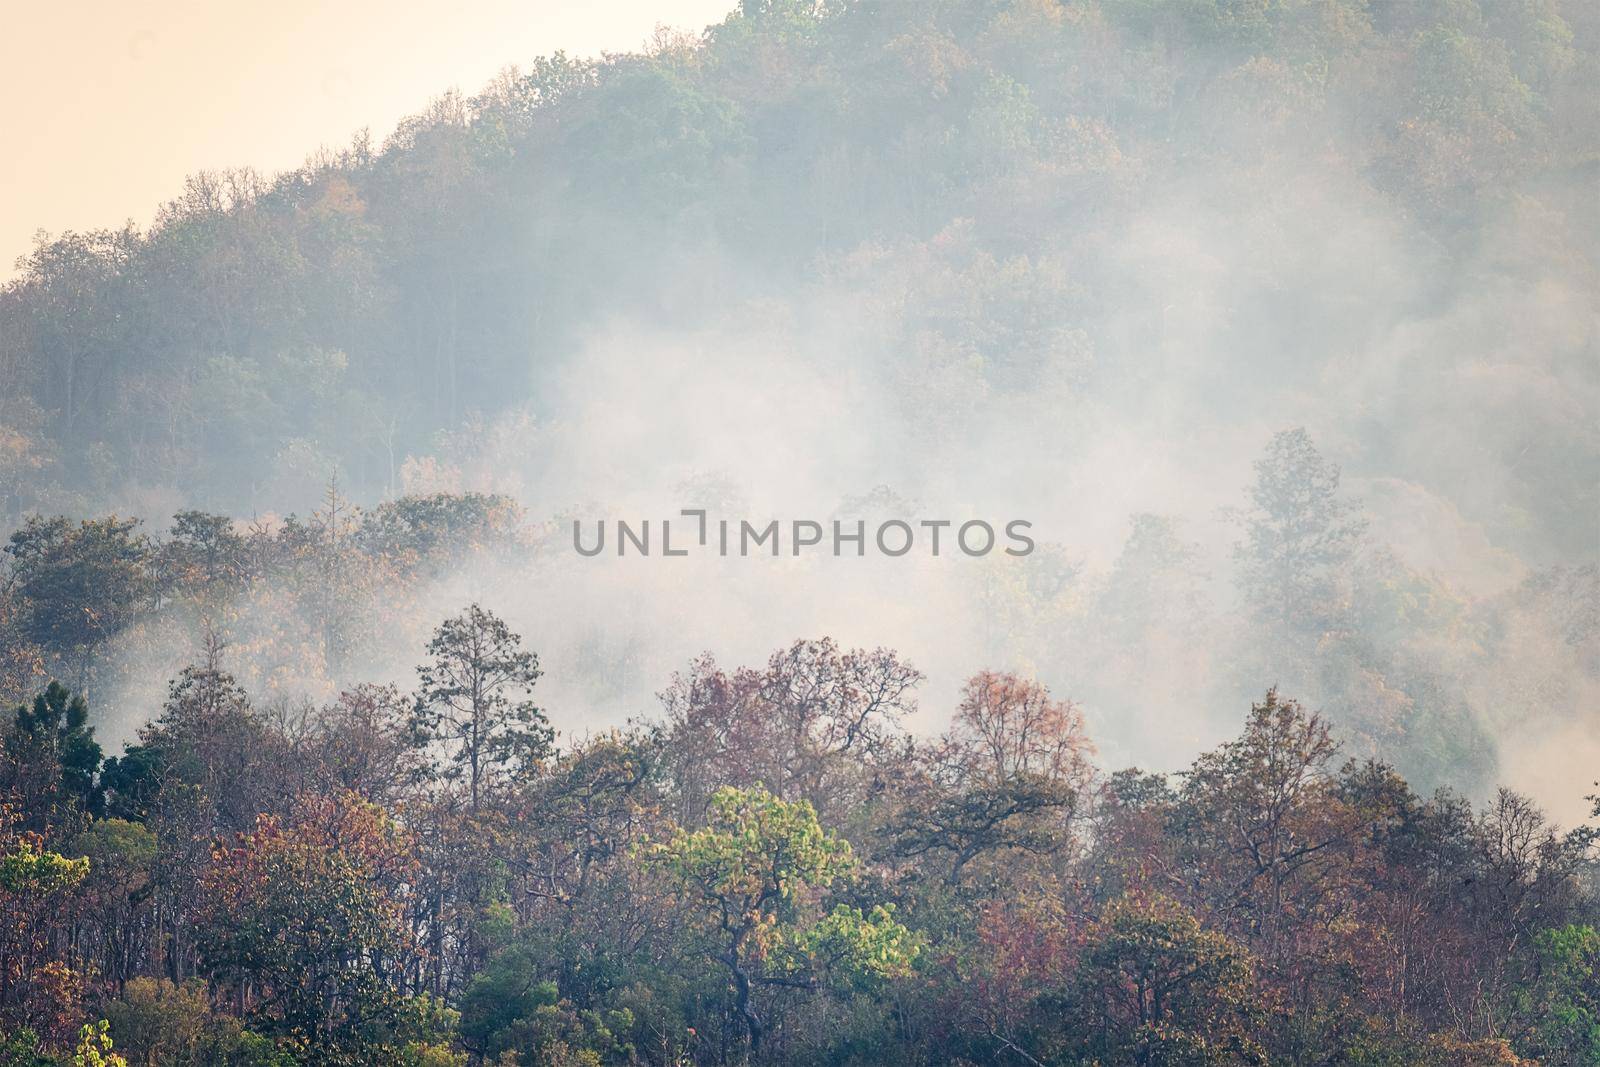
[2,0,1598,1063]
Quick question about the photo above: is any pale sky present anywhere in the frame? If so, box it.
[0,0,735,277]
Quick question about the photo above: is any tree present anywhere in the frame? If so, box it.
[0,809,90,1042]
[510,729,663,915]
[1521,924,1600,1064]
[940,670,1091,788]
[95,657,296,990]
[1100,513,1208,644]
[660,638,922,824]
[411,605,551,810]
[7,227,143,439]
[3,682,104,832]
[108,656,284,833]
[305,685,428,805]
[0,587,45,709]
[1174,690,1356,978]
[297,477,365,678]
[648,785,917,1051]
[195,792,420,1063]
[890,671,1092,884]
[157,511,250,604]
[1234,429,1366,634]
[69,1021,127,1067]
[354,493,522,577]
[100,977,286,1067]
[66,818,157,993]
[1070,894,1266,1066]
[455,947,632,1064]
[3,517,154,689]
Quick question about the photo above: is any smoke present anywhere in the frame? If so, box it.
[67,10,1600,827]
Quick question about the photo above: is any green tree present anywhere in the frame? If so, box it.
[455,947,633,1064]
[195,793,421,1064]
[69,1021,125,1067]
[3,682,104,831]
[0,1025,55,1067]
[1520,924,1600,1063]
[67,819,157,991]
[4,517,154,689]
[0,822,90,1041]
[157,511,250,603]
[1071,894,1265,1067]
[649,785,917,1051]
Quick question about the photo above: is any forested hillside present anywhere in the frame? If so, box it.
[3,0,1597,803]
[4,0,1596,547]
[1,0,1598,1063]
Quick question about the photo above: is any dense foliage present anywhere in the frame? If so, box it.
[0,611,1596,1064]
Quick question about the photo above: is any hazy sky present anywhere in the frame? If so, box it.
[0,0,734,277]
